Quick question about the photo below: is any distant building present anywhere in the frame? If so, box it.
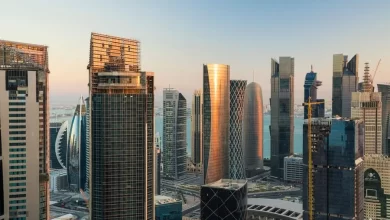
[303,118,364,220]
[50,169,68,192]
[156,147,161,195]
[270,57,294,178]
[50,121,68,169]
[67,96,87,191]
[229,80,247,179]
[378,83,390,155]
[85,97,90,193]
[242,82,264,177]
[303,68,324,119]
[191,90,203,166]
[155,195,182,220]
[203,64,230,184]
[201,179,247,220]
[332,54,359,117]
[247,198,303,220]
[284,155,303,183]
[163,88,187,179]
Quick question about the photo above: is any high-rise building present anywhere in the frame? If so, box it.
[163,88,187,179]
[155,147,161,195]
[229,80,247,179]
[0,40,50,219]
[67,96,87,191]
[84,97,90,193]
[191,90,203,167]
[50,121,68,169]
[203,64,230,184]
[200,179,247,220]
[303,118,364,220]
[378,83,390,155]
[332,54,359,117]
[351,63,382,155]
[284,155,303,183]
[270,57,294,178]
[303,68,324,119]
[242,82,264,177]
[88,32,155,219]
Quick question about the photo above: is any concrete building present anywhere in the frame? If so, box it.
[191,90,203,167]
[203,64,230,184]
[270,57,294,179]
[247,198,303,220]
[332,54,359,117]
[201,179,247,220]
[229,80,247,179]
[378,83,390,155]
[88,32,155,219]
[155,195,182,220]
[284,155,303,183]
[303,118,364,220]
[242,82,264,177]
[163,88,187,179]
[50,169,68,193]
[0,40,50,219]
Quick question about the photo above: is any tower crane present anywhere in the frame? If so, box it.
[370,59,381,84]
[302,97,324,220]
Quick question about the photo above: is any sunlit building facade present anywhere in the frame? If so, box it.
[270,57,294,178]
[67,97,87,191]
[242,82,264,177]
[88,33,155,219]
[203,64,230,184]
[0,40,50,219]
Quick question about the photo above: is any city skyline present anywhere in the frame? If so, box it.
[1,1,388,106]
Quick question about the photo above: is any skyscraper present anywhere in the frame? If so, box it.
[88,32,155,219]
[303,118,364,220]
[270,57,294,178]
[242,82,264,177]
[0,40,50,219]
[332,54,359,117]
[229,80,246,179]
[203,64,230,184]
[163,88,187,179]
[67,96,87,191]
[303,68,324,119]
[351,63,382,155]
[191,90,203,167]
[85,97,90,193]
[50,121,68,169]
[378,83,390,155]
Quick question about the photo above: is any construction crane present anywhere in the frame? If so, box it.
[80,189,89,208]
[302,97,324,220]
[370,59,381,84]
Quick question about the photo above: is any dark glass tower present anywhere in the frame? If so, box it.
[378,83,390,155]
[88,33,155,219]
[303,118,364,220]
[270,57,294,178]
[332,54,359,117]
[67,97,87,191]
[191,90,203,166]
[303,69,324,119]
[50,121,68,169]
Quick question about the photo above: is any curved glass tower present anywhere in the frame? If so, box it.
[242,82,263,177]
[55,121,68,169]
[203,64,230,184]
[67,96,87,191]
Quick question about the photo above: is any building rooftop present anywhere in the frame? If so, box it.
[247,198,303,219]
[155,195,180,205]
[204,179,247,190]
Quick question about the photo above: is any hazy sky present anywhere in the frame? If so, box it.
[1,0,389,107]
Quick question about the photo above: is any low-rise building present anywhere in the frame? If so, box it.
[284,155,303,183]
[155,195,182,220]
[50,169,68,192]
[247,198,303,220]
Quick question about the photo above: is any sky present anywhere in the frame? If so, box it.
[1,0,389,107]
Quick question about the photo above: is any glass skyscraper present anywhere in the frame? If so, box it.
[229,80,246,179]
[0,40,50,219]
[303,69,324,119]
[270,57,294,178]
[88,32,155,219]
[332,54,359,118]
[303,118,364,220]
[191,90,203,167]
[203,64,230,184]
[50,121,68,169]
[67,96,87,191]
[163,88,187,179]
[378,83,390,155]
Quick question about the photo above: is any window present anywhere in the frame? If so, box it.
[9,131,26,135]
[9,188,26,192]
[9,114,26,117]
[9,108,26,112]
[9,102,25,106]
[9,148,26,152]
[9,160,26,164]
[9,182,26,187]
[9,137,26,141]
[9,154,26,158]
[9,120,25,123]
[9,125,26,129]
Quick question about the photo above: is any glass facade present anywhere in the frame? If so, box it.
[50,122,68,169]
[89,33,154,219]
[378,83,390,155]
[85,97,90,193]
[242,82,264,177]
[155,200,182,220]
[229,80,246,179]
[303,118,364,220]
[303,71,324,119]
[270,57,294,178]
[191,90,203,165]
[163,89,187,179]
[67,97,87,191]
[201,179,247,220]
[203,64,230,184]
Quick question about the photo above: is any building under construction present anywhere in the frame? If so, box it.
[303,118,364,220]
[0,40,50,219]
